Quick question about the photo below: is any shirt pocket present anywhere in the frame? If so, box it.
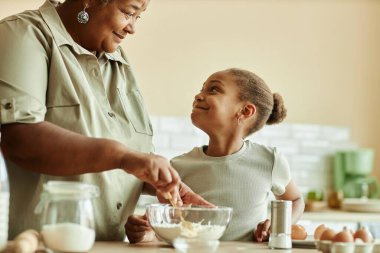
[45,81,82,127]
[117,88,153,136]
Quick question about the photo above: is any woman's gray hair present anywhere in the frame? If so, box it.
[64,0,109,3]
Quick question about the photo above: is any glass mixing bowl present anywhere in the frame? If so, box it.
[146,204,233,244]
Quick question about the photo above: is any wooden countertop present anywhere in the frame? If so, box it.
[2,241,317,253]
[89,241,316,253]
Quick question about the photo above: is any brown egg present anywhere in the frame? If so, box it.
[354,227,373,243]
[320,228,336,241]
[314,224,327,240]
[332,227,354,243]
[291,224,308,240]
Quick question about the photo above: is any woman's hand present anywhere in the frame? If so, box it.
[121,152,180,194]
[125,214,155,244]
[156,182,215,207]
[253,219,271,242]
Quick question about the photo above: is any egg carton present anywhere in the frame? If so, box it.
[317,240,380,253]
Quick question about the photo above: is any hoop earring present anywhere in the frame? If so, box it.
[77,5,89,24]
[237,117,242,125]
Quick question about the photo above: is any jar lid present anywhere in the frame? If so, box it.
[34,181,99,214]
[43,181,99,197]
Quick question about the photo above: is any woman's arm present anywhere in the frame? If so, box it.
[1,122,179,192]
[2,122,124,175]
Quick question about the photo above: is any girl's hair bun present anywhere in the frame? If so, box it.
[267,93,287,125]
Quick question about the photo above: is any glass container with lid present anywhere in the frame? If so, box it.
[35,181,99,253]
[0,145,9,251]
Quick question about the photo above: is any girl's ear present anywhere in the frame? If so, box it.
[241,103,256,118]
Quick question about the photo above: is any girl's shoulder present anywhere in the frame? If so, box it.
[171,146,203,163]
[245,140,276,155]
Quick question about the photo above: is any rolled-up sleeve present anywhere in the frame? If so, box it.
[271,148,292,196]
[0,17,49,124]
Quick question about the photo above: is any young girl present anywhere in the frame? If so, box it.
[125,68,305,243]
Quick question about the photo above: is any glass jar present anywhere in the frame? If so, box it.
[0,147,9,251]
[35,181,99,253]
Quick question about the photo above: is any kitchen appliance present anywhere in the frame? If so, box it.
[333,149,379,198]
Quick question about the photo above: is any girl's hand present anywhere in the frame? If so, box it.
[177,182,215,207]
[124,214,155,244]
[157,182,215,208]
[253,219,271,242]
[122,152,180,194]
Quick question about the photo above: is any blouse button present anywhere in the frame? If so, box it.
[108,112,115,118]
[4,103,12,110]
[92,68,99,77]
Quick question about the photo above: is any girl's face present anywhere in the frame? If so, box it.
[191,70,245,135]
[84,0,149,52]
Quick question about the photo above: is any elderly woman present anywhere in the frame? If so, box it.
[0,0,206,240]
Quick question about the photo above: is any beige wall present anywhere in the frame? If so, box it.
[1,0,380,180]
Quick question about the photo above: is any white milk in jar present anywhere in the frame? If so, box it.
[41,223,95,252]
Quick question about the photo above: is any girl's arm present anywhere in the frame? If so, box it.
[277,179,305,223]
[254,180,305,242]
